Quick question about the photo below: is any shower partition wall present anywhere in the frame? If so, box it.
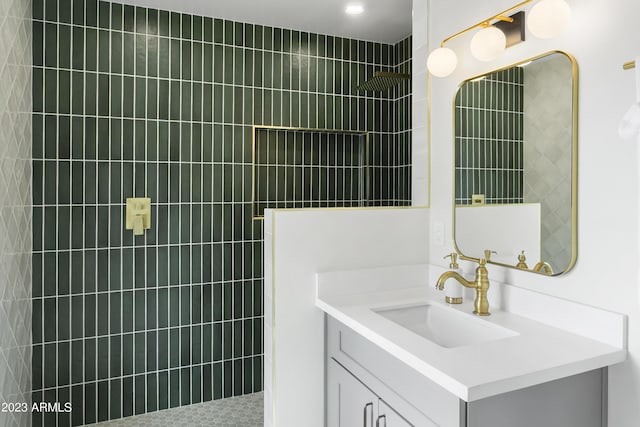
[31,0,412,425]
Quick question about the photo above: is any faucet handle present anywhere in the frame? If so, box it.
[516,250,528,269]
[483,250,497,261]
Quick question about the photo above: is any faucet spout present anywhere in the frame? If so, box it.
[435,271,475,290]
[436,259,491,316]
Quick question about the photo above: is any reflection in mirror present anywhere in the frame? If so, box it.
[453,51,577,275]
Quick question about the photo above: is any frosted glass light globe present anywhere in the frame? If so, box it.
[527,0,571,39]
[427,47,458,78]
[470,26,506,62]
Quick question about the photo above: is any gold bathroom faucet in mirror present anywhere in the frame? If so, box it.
[452,51,578,275]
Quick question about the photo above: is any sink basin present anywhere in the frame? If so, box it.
[373,303,517,348]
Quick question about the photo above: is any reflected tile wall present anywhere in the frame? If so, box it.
[454,68,524,205]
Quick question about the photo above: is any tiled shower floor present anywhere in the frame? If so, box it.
[85,392,263,427]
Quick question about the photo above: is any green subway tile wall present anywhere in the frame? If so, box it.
[32,0,412,425]
[253,129,369,217]
[454,67,523,205]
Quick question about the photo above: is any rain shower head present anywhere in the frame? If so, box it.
[355,71,411,92]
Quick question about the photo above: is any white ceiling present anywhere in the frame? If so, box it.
[111,0,412,44]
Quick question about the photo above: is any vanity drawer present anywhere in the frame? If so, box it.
[326,315,465,427]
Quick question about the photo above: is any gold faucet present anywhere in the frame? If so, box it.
[533,261,553,275]
[436,258,491,316]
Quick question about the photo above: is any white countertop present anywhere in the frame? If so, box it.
[316,264,627,402]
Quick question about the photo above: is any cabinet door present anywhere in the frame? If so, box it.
[376,400,413,427]
[327,359,378,427]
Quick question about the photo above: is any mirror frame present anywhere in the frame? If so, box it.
[451,50,579,275]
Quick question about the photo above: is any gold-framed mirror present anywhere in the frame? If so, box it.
[452,51,578,275]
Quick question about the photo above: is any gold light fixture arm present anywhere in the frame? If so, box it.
[623,60,636,70]
[440,0,533,47]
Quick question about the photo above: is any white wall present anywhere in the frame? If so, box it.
[414,0,640,424]
[264,207,429,427]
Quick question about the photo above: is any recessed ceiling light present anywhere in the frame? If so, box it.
[345,4,364,15]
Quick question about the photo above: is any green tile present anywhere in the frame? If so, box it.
[134,330,145,374]
[223,360,232,397]
[45,0,58,21]
[147,9,158,35]
[233,21,244,47]
[134,162,145,196]
[123,33,135,75]
[98,1,110,28]
[44,70,56,113]
[71,385,84,426]
[156,203,168,244]
[34,0,45,20]
[84,0,97,27]
[122,119,133,159]
[212,164,223,202]
[122,375,133,416]
[111,31,122,73]
[58,163,70,204]
[135,119,145,160]
[136,6,147,33]
[85,27,97,71]
[43,162,56,205]
[213,44,223,83]
[34,22,44,68]
[166,326,179,370]
[147,36,158,78]
[43,299,56,343]
[203,17,213,42]
[124,4,135,32]
[32,206,42,251]
[136,34,147,76]
[170,80,180,120]
[146,370,158,413]
[213,18,223,43]
[282,28,291,53]
[193,42,203,81]
[202,83,213,122]
[202,124,212,161]
[109,377,121,419]
[170,12,180,38]
[146,121,158,161]
[158,38,171,78]
[59,25,72,68]
[158,10,170,36]
[181,81,191,121]
[212,362,223,399]
[211,324,224,364]
[97,380,109,421]
[244,24,255,48]
[233,356,242,399]
[223,20,234,45]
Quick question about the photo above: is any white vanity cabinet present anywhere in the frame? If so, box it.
[325,315,607,427]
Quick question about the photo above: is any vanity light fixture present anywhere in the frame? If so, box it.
[345,4,364,15]
[527,0,571,39]
[470,26,507,62]
[426,0,572,77]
